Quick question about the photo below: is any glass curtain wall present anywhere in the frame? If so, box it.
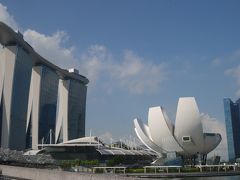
[224,98,240,161]
[68,80,87,140]
[9,46,32,150]
[38,66,58,144]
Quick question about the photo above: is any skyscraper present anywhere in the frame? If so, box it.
[223,98,240,162]
[0,22,89,150]
[0,44,33,150]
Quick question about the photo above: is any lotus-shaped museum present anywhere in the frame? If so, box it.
[134,97,221,159]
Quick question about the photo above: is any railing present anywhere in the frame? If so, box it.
[92,166,126,174]
[144,165,182,174]
[195,164,238,172]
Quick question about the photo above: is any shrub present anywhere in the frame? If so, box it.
[106,156,124,166]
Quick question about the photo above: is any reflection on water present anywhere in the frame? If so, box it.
[157,176,240,180]
[161,176,240,180]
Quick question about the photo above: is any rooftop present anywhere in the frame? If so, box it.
[0,22,89,85]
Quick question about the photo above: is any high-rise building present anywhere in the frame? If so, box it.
[223,98,240,162]
[0,45,33,150]
[0,22,89,150]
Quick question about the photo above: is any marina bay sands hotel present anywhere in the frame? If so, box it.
[0,22,89,150]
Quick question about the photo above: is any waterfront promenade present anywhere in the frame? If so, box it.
[0,165,142,180]
[0,165,240,180]
[126,171,240,179]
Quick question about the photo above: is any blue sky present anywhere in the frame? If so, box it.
[1,0,240,159]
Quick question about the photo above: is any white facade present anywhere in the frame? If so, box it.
[0,22,89,150]
[26,66,43,150]
[0,46,17,148]
[0,45,33,150]
[134,97,222,157]
[55,79,70,143]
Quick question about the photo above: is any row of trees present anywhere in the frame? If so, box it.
[59,156,127,169]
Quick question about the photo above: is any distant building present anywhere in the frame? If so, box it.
[0,22,89,150]
[223,98,240,162]
[34,136,157,164]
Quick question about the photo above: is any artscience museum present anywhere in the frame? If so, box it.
[134,97,222,164]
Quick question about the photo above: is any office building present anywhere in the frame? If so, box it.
[0,22,89,150]
[223,98,240,162]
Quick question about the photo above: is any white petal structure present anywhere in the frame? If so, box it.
[148,107,183,153]
[134,118,166,156]
[174,97,204,155]
[133,97,222,157]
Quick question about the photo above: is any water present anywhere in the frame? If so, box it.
[162,176,240,180]
[0,175,30,180]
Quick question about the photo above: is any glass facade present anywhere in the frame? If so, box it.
[224,98,240,162]
[38,66,59,144]
[9,46,33,150]
[68,79,87,140]
[0,23,88,150]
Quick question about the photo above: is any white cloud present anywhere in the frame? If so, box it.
[0,3,18,30]
[201,114,228,161]
[225,65,240,97]
[81,49,167,94]
[80,45,112,83]
[23,29,78,69]
[111,51,167,94]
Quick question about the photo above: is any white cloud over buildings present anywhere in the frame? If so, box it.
[0,3,18,31]
[23,29,78,69]
[0,2,167,94]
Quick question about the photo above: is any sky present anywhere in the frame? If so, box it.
[1,0,240,160]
